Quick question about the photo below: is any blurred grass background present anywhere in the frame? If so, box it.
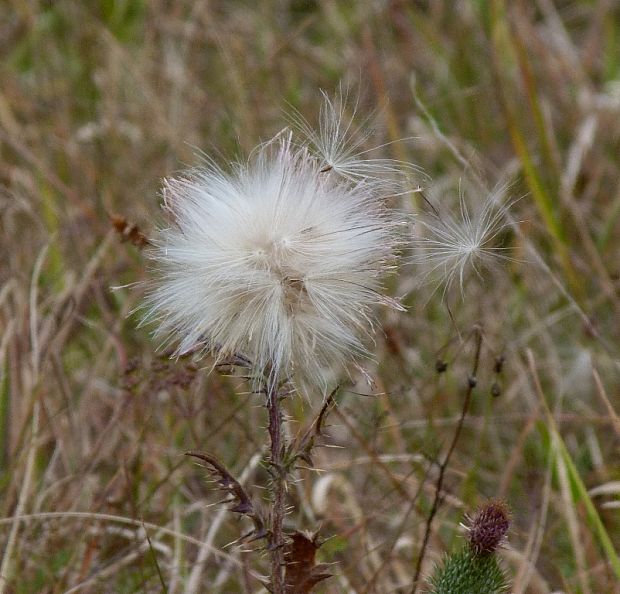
[1,1,620,592]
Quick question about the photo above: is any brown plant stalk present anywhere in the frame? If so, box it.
[267,380,286,594]
[411,326,483,593]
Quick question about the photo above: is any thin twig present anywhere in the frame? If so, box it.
[410,326,483,593]
[294,387,338,467]
[143,521,167,591]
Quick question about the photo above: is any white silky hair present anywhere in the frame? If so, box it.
[143,132,406,390]
[412,185,515,295]
[288,88,423,193]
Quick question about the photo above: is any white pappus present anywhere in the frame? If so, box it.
[142,129,408,391]
[412,185,515,296]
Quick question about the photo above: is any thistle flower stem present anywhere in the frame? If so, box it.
[411,326,483,593]
[267,380,285,594]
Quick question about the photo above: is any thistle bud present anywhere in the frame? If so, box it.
[465,499,511,555]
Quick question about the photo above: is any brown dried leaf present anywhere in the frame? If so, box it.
[109,213,151,248]
[284,531,331,594]
[185,451,266,541]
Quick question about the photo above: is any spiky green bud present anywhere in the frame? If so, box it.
[427,547,509,594]
[427,500,511,594]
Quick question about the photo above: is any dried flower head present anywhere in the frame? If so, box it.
[143,133,404,390]
[412,185,514,294]
[464,499,511,555]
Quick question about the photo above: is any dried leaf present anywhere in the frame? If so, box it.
[109,213,151,248]
[284,531,331,593]
[185,451,266,541]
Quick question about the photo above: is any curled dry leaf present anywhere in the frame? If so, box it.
[185,451,266,541]
[284,531,331,594]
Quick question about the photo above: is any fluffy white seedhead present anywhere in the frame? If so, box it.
[412,186,514,295]
[143,135,404,390]
[288,89,421,193]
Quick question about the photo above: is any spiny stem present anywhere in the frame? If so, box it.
[411,326,483,593]
[267,380,285,594]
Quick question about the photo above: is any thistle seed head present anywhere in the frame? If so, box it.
[142,133,405,391]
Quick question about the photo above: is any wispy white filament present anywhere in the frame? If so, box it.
[412,186,514,294]
[288,90,421,192]
[143,133,405,389]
